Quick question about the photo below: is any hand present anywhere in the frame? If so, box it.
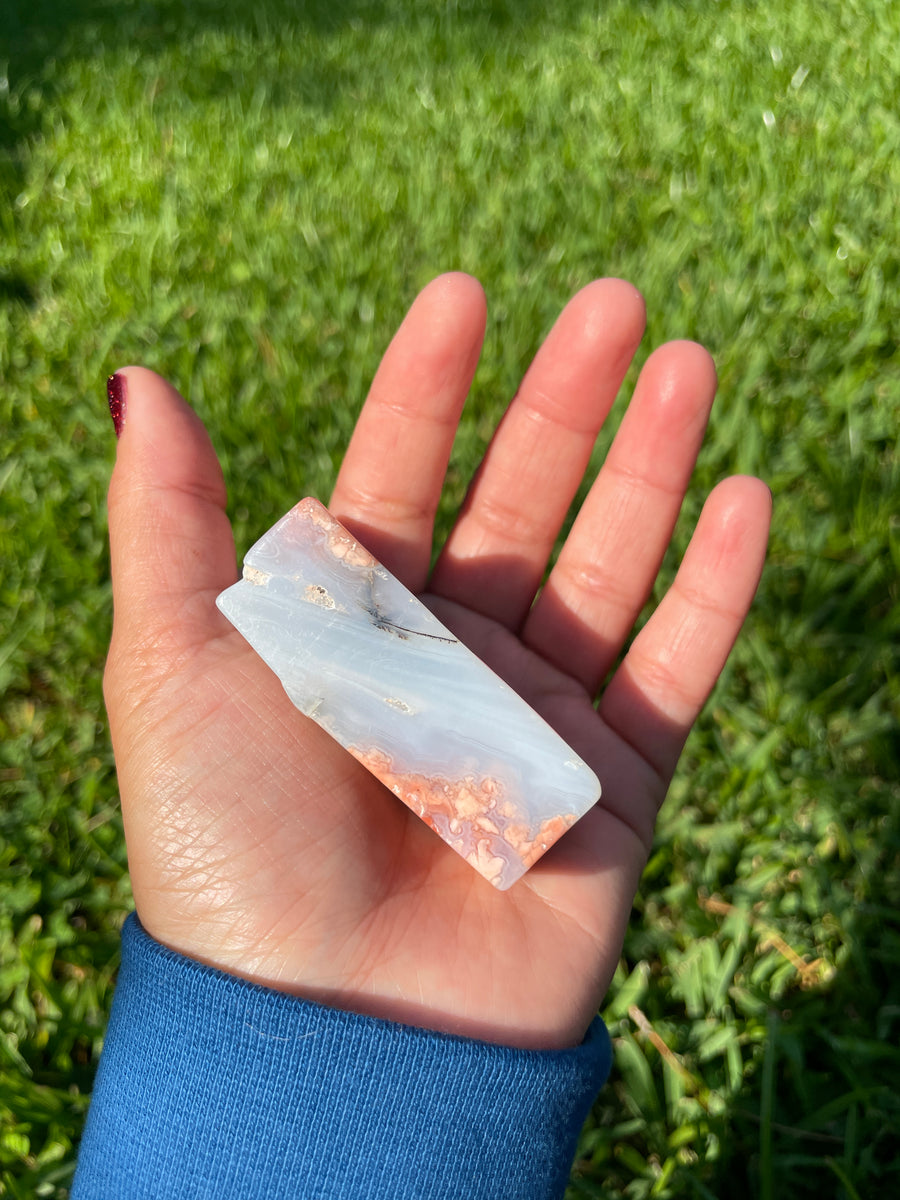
[104,274,770,1049]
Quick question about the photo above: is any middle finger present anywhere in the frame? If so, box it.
[430,278,646,628]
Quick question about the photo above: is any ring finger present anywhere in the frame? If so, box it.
[523,339,718,695]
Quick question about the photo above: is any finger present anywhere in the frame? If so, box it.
[106,367,237,670]
[598,475,772,783]
[330,273,487,591]
[523,341,717,693]
[430,279,646,627]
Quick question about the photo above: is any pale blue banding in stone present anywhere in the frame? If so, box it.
[216,499,601,889]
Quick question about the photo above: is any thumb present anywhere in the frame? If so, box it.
[105,368,237,675]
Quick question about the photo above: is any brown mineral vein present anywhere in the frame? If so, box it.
[243,566,269,586]
[304,583,338,609]
[348,746,577,887]
[295,497,377,569]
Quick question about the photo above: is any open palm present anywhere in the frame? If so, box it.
[104,275,770,1050]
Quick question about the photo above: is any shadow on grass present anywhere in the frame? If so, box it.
[729,810,900,1197]
[573,812,900,1198]
[1,0,603,299]
[3,0,599,102]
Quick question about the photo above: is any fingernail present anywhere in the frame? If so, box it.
[107,373,126,438]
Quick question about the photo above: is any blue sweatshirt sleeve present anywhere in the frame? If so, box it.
[72,914,611,1199]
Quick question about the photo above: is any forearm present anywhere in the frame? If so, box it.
[72,915,611,1200]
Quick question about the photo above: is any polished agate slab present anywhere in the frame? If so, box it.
[216,499,600,889]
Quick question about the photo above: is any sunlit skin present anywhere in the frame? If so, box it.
[104,274,771,1050]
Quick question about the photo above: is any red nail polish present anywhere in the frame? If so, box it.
[107,373,126,438]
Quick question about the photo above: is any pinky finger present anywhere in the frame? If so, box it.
[598,476,772,784]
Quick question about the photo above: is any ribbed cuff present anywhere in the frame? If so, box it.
[72,914,610,1199]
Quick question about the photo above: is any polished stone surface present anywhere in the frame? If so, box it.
[216,499,600,889]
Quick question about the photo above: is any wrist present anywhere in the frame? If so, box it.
[74,914,612,1200]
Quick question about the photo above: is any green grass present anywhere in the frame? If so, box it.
[1,0,898,1195]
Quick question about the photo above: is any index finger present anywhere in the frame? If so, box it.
[330,273,487,591]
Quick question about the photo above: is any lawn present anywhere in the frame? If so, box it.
[1,0,898,1196]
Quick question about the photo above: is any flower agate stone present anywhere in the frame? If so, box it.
[216,499,601,889]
